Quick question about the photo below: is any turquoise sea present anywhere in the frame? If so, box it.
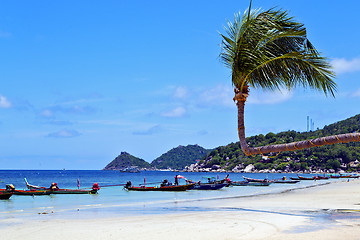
[0,170,335,226]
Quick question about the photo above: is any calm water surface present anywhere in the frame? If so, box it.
[0,170,336,224]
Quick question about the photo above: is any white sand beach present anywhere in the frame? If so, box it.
[2,179,360,240]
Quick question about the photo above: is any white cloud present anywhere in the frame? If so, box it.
[41,105,96,116]
[247,89,292,104]
[133,125,162,135]
[0,95,12,108]
[161,107,186,118]
[198,84,234,108]
[197,129,208,135]
[59,94,105,105]
[331,57,360,74]
[47,129,81,138]
[173,86,188,99]
[41,109,54,117]
[351,89,360,97]
[197,84,292,107]
[44,119,72,126]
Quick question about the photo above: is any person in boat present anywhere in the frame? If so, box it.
[92,183,100,191]
[174,175,179,186]
[49,182,59,191]
[282,176,287,180]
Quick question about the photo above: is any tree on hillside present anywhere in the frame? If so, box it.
[219,2,360,157]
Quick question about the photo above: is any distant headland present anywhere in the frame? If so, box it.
[103,114,360,174]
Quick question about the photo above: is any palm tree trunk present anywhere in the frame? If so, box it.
[235,92,252,156]
[235,92,360,156]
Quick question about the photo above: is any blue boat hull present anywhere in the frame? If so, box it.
[190,183,227,190]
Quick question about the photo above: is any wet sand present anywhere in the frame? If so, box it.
[2,179,360,240]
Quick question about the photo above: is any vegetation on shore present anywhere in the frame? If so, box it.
[103,152,151,170]
[151,144,210,170]
[190,114,360,173]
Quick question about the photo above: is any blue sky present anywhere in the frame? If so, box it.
[1,1,360,169]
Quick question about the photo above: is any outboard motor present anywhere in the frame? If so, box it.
[92,183,100,191]
[50,182,59,190]
[125,181,132,188]
[6,184,15,192]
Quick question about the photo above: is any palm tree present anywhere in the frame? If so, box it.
[219,4,360,157]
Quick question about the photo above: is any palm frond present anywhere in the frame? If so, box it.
[219,6,336,95]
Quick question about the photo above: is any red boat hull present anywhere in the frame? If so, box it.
[126,183,195,191]
[25,180,98,194]
[51,189,98,194]
[0,191,13,199]
[0,188,51,196]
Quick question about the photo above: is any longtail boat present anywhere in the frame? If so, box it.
[0,190,12,200]
[326,174,358,179]
[330,174,359,179]
[124,181,195,191]
[290,177,301,180]
[0,185,50,196]
[339,174,352,178]
[341,174,360,179]
[189,183,227,190]
[297,174,315,180]
[242,176,272,183]
[49,188,98,194]
[11,189,51,195]
[315,175,329,180]
[231,181,271,186]
[198,175,231,187]
[25,179,99,194]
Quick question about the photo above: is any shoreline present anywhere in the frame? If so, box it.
[2,179,360,239]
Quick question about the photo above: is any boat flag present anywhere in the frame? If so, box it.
[77,178,80,189]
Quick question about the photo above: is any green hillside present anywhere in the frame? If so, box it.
[103,152,151,170]
[151,144,211,170]
[200,114,360,172]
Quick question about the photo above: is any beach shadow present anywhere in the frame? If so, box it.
[285,209,360,234]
